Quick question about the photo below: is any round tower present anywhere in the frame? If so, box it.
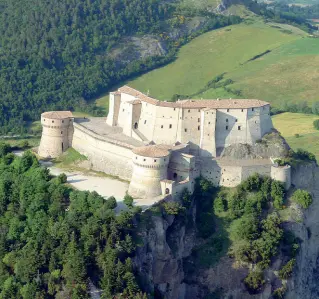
[38,111,73,158]
[271,164,291,190]
[128,145,170,198]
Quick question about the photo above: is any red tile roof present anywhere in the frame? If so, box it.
[42,111,73,119]
[117,85,269,109]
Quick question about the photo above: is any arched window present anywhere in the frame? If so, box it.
[173,173,177,179]
[165,188,170,195]
[134,122,138,129]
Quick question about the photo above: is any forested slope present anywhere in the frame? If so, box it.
[0,0,242,133]
[0,0,172,132]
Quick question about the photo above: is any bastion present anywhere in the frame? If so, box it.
[38,85,292,200]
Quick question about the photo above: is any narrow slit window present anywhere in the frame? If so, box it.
[169,124,172,129]
[238,126,241,131]
[226,126,229,130]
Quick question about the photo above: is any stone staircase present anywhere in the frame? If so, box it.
[132,128,148,143]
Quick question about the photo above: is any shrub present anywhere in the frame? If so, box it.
[273,196,284,210]
[294,149,316,163]
[313,119,319,130]
[124,192,134,208]
[0,143,11,157]
[294,133,300,138]
[213,196,227,213]
[163,201,184,215]
[271,181,285,200]
[229,214,259,241]
[278,258,296,279]
[273,286,287,299]
[105,196,117,210]
[244,270,265,293]
[291,189,312,208]
[58,173,67,184]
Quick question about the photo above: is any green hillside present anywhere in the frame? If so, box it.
[118,20,319,108]
[273,112,319,159]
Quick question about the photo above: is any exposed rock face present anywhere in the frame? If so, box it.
[221,131,290,159]
[134,206,197,299]
[108,17,209,70]
[286,163,319,299]
[134,162,319,299]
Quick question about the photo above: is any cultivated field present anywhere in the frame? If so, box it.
[273,112,319,159]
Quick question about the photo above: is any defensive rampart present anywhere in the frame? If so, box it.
[72,122,133,180]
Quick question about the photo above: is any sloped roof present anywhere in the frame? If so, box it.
[132,145,170,158]
[42,111,73,119]
[117,85,269,109]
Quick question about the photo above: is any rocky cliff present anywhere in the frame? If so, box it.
[133,162,319,299]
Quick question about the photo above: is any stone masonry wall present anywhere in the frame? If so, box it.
[72,123,133,180]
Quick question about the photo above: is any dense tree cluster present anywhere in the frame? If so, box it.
[0,145,146,298]
[0,0,243,134]
[0,0,173,133]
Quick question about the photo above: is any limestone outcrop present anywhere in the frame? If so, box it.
[133,163,319,299]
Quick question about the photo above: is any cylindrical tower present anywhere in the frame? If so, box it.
[38,111,73,158]
[128,145,170,198]
[271,164,291,190]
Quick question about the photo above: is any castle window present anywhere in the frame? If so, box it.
[52,120,54,123]
[144,120,147,124]
[235,119,238,122]
[227,109,230,112]
[198,118,200,122]
[161,125,163,129]
[226,119,228,122]
[241,109,244,112]
[174,108,176,111]
[44,119,45,121]
[238,126,241,131]
[188,110,190,113]
[61,131,63,134]
[208,134,210,136]
[122,109,124,112]
[143,159,146,161]
[252,108,255,111]
[198,109,200,112]
[62,120,64,123]
[136,157,137,160]
[198,126,200,131]
[169,124,172,129]
[226,126,229,130]
[154,159,157,162]
[208,122,211,124]
[184,129,187,132]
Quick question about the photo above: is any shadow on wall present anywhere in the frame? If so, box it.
[75,117,91,124]
[215,111,238,155]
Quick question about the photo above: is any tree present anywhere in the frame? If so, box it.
[124,193,134,208]
[291,189,312,208]
[313,119,319,130]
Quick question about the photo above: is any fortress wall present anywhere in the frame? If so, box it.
[38,117,72,158]
[137,101,157,141]
[168,152,195,182]
[152,106,181,144]
[129,154,169,198]
[106,93,121,126]
[241,165,271,181]
[215,108,248,149]
[180,108,202,154]
[72,123,133,180]
[200,109,217,157]
[260,105,273,137]
[271,165,291,190]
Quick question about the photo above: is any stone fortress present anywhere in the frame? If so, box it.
[38,85,291,200]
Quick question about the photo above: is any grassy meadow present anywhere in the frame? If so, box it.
[273,112,319,160]
[94,20,319,111]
